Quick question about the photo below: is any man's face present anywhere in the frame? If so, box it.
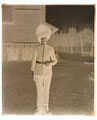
[41,37,48,45]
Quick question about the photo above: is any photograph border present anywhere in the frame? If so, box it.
[0,0,96,120]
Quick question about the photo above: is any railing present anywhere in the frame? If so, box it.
[2,41,93,61]
[49,33,94,56]
[2,43,37,61]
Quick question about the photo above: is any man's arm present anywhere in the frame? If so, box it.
[50,48,57,66]
[31,47,37,73]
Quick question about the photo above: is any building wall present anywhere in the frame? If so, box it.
[2,5,45,43]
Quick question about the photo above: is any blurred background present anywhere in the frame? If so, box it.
[2,5,95,115]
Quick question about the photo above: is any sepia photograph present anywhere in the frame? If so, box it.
[2,5,95,115]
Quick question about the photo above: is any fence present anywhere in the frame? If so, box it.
[2,43,36,61]
[48,33,94,56]
[2,42,93,62]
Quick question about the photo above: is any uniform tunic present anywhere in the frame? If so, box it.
[31,44,57,76]
[31,44,57,112]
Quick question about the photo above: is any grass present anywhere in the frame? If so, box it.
[2,59,94,115]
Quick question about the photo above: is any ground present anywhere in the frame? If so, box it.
[2,59,94,115]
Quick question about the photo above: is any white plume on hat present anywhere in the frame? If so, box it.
[36,24,51,42]
[36,23,58,43]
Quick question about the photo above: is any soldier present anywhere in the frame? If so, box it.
[31,23,58,115]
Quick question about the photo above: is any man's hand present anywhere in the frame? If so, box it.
[31,71,35,82]
[44,61,52,67]
[32,71,34,76]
